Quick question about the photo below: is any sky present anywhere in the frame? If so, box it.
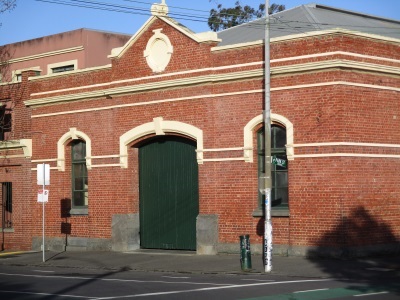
[0,0,399,45]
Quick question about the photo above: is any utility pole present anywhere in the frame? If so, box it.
[264,0,273,273]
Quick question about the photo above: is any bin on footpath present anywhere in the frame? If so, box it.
[239,234,252,271]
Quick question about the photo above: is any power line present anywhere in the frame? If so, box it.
[33,0,400,35]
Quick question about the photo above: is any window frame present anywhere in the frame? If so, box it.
[70,140,88,214]
[256,124,289,217]
[1,182,13,229]
[0,100,12,141]
[48,60,77,75]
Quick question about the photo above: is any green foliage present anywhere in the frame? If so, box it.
[0,0,16,14]
[208,1,285,32]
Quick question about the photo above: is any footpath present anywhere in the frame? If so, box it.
[0,249,399,280]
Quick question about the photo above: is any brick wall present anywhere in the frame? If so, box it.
[2,21,399,254]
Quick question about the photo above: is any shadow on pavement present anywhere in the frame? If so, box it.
[307,206,400,295]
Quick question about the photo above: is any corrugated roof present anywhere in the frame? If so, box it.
[217,3,400,46]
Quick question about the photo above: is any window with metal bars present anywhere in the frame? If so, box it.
[1,182,12,229]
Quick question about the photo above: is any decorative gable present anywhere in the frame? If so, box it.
[144,29,173,73]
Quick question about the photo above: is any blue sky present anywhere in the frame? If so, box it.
[1,0,399,45]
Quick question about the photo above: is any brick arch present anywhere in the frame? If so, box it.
[243,113,294,163]
[119,117,204,168]
[57,128,92,171]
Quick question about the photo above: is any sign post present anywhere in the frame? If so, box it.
[37,164,50,263]
[264,0,273,273]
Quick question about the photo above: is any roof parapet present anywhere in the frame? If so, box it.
[151,0,168,16]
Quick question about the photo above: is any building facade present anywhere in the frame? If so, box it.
[1,2,399,256]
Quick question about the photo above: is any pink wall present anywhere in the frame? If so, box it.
[1,29,130,81]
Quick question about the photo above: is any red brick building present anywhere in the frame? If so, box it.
[1,3,399,256]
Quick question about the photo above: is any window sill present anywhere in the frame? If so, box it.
[252,208,289,217]
[70,208,88,215]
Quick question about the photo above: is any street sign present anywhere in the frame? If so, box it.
[37,189,49,203]
[37,164,50,185]
[272,156,287,168]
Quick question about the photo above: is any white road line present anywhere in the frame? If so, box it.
[354,291,389,297]
[294,288,329,293]
[162,276,190,279]
[0,289,92,299]
[34,270,55,273]
[241,279,275,282]
[365,267,393,272]
[93,279,332,299]
[0,272,230,286]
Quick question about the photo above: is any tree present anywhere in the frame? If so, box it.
[208,1,285,32]
[0,0,17,80]
[0,0,16,16]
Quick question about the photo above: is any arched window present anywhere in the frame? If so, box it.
[257,124,288,214]
[71,140,88,209]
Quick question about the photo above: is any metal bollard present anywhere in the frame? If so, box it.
[239,234,252,271]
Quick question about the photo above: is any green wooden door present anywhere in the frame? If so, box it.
[139,136,199,250]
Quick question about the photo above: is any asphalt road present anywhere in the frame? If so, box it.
[0,264,399,299]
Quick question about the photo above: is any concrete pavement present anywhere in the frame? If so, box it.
[0,249,399,280]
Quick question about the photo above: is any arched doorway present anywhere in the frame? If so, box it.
[139,136,199,250]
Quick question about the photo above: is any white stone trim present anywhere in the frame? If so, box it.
[212,28,400,52]
[292,142,400,148]
[144,29,173,73]
[25,69,263,106]
[11,67,41,82]
[109,15,219,59]
[203,157,245,162]
[291,142,400,159]
[29,51,399,98]
[272,59,400,75]
[0,139,32,157]
[119,117,203,167]
[47,59,78,75]
[30,64,111,81]
[150,0,168,16]
[30,61,263,97]
[109,17,157,59]
[243,113,294,163]
[29,77,400,119]
[271,51,400,64]
[57,128,92,171]
[294,153,400,159]
[160,17,220,44]
[26,61,399,107]
[271,81,400,92]
[30,89,263,118]
[0,46,84,65]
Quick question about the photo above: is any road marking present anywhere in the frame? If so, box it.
[0,289,91,299]
[242,287,392,300]
[354,291,389,297]
[365,267,393,272]
[34,270,55,273]
[294,288,329,293]
[92,279,331,299]
[162,276,190,279]
[0,272,230,286]
[241,279,275,282]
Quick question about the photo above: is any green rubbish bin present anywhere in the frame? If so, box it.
[239,234,252,271]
